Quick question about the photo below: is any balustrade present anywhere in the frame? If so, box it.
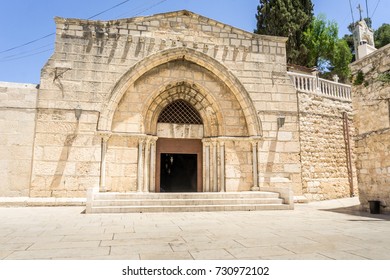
[287,72,351,101]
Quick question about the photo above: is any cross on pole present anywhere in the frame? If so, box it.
[357,4,363,21]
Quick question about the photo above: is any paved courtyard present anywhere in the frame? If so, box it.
[0,197,389,260]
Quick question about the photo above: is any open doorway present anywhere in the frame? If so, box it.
[156,138,202,192]
[160,154,197,192]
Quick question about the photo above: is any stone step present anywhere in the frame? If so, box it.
[89,204,291,213]
[87,190,293,213]
[92,191,280,200]
[92,197,284,207]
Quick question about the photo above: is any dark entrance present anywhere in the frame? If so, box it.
[156,138,202,192]
[160,153,197,192]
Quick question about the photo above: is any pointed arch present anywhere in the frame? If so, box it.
[157,99,203,125]
[97,47,262,136]
[143,81,223,137]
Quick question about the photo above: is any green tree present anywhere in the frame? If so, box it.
[331,39,353,82]
[342,33,355,61]
[254,0,314,65]
[374,23,390,49]
[303,14,338,68]
[303,14,352,82]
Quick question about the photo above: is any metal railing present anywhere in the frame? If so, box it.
[287,71,351,101]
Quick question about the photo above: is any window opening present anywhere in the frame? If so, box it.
[158,99,202,124]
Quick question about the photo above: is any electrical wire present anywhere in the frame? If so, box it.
[0,0,170,63]
[115,0,168,19]
[87,0,131,19]
[348,0,355,24]
[133,0,168,16]
[0,0,133,58]
[2,43,54,60]
[371,0,381,20]
[0,48,54,63]
[0,33,54,55]
[115,0,156,19]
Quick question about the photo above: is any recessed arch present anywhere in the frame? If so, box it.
[143,81,223,137]
[158,99,203,125]
[97,47,262,136]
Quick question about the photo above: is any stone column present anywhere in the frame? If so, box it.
[212,141,218,192]
[137,139,144,192]
[219,141,225,192]
[203,142,211,192]
[99,133,111,192]
[143,139,150,193]
[149,138,157,193]
[250,140,260,191]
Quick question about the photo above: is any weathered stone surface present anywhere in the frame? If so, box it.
[0,82,37,197]
[298,92,358,200]
[0,10,356,201]
[350,44,390,212]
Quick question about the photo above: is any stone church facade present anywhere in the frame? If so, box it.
[0,11,357,207]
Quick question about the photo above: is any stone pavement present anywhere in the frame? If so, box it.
[0,197,389,260]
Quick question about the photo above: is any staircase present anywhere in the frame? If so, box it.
[86,191,293,213]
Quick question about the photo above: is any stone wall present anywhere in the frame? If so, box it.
[32,10,301,196]
[105,136,138,192]
[350,44,390,212]
[30,109,101,197]
[1,11,359,200]
[224,140,253,191]
[0,82,37,196]
[298,92,358,200]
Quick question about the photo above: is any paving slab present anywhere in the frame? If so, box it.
[227,245,294,259]
[140,252,193,260]
[190,249,235,260]
[1,197,390,260]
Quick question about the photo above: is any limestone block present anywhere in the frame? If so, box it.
[277,131,293,141]
[36,121,77,134]
[284,164,301,173]
[115,148,138,163]
[33,161,63,176]
[43,146,69,161]
[225,165,241,178]
[225,178,240,191]
[10,146,32,160]
[156,123,203,139]
[67,147,100,161]
[278,142,300,153]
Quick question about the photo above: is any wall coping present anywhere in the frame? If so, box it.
[54,9,288,44]
[0,81,38,89]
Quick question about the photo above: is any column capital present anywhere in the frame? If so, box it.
[249,136,262,143]
[97,131,112,142]
[202,139,212,147]
[146,135,158,144]
[219,141,225,147]
[250,140,258,147]
[135,134,158,144]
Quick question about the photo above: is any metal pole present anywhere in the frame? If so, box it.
[343,112,354,197]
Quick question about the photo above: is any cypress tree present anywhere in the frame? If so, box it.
[255,0,314,65]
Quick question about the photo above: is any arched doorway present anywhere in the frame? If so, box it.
[155,99,203,192]
[100,49,263,194]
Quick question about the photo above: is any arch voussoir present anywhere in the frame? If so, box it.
[98,47,262,137]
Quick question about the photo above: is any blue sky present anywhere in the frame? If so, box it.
[0,0,388,84]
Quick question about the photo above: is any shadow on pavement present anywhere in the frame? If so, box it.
[320,205,390,221]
